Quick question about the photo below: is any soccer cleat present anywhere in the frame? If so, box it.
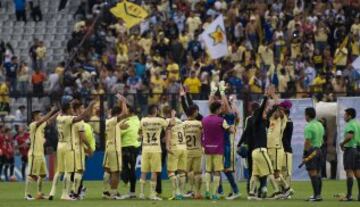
[283,187,294,198]
[35,193,48,200]
[225,192,241,200]
[205,191,211,199]
[102,191,111,199]
[260,187,268,199]
[119,193,137,200]
[175,194,184,200]
[267,191,282,200]
[247,193,262,201]
[183,191,194,198]
[306,195,323,202]
[339,195,353,201]
[79,187,87,200]
[110,193,122,200]
[60,194,77,201]
[24,194,35,201]
[149,195,162,201]
[138,193,145,200]
[211,194,220,201]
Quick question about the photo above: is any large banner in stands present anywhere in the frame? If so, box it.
[288,98,314,180]
[336,97,360,179]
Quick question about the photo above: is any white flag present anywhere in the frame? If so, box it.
[200,15,228,59]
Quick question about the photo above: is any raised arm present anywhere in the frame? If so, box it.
[36,107,58,127]
[73,101,96,123]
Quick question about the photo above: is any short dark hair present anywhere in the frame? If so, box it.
[61,103,71,113]
[112,106,121,116]
[148,104,159,115]
[209,101,222,114]
[305,107,316,119]
[31,111,41,120]
[72,102,83,112]
[162,105,172,117]
[186,105,198,117]
[126,103,136,114]
[345,108,356,119]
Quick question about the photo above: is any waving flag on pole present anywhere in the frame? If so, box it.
[110,1,148,29]
[200,15,228,59]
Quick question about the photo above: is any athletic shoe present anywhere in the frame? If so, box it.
[183,191,194,198]
[119,193,137,200]
[205,191,211,199]
[283,187,294,198]
[194,194,203,200]
[260,187,267,199]
[211,195,220,201]
[138,193,145,200]
[339,195,353,201]
[306,195,323,202]
[225,192,241,200]
[79,187,87,200]
[247,193,262,201]
[60,194,76,201]
[149,195,162,201]
[267,191,282,200]
[176,194,184,200]
[110,193,122,200]
[102,191,111,199]
[24,194,35,201]
[36,193,48,200]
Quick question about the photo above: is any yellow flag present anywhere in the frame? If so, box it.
[110,1,148,29]
[333,36,348,65]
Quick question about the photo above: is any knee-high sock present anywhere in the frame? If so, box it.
[25,176,35,196]
[249,175,259,194]
[268,174,280,193]
[318,175,322,196]
[64,172,72,195]
[139,179,145,195]
[49,172,61,196]
[74,173,83,195]
[178,173,186,195]
[150,181,157,197]
[21,161,26,181]
[225,171,239,194]
[103,172,110,192]
[212,175,221,195]
[310,175,319,196]
[169,174,178,197]
[37,177,43,194]
[346,177,353,197]
[194,174,202,195]
[204,173,211,192]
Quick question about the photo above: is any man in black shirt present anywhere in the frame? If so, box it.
[279,101,294,190]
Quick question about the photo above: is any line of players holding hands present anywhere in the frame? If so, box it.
[23,82,360,202]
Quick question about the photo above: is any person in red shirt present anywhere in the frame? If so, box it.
[15,126,30,181]
[0,125,5,181]
[3,127,15,181]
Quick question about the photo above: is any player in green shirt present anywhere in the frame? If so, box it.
[303,107,325,202]
[339,108,360,201]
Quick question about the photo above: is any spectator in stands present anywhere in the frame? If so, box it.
[74,0,87,20]
[29,39,39,70]
[15,126,29,181]
[3,127,15,181]
[31,69,46,97]
[13,0,26,22]
[0,79,10,116]
[14,105,26,129]
[3,56,18,94]
[29,0,42,22]
[17,62,29,94]
[184,70,201,98]
[35,41,46,70]
[0,125,4,181]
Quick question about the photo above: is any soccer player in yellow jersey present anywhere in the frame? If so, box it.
[183,105,203,199]
[139,105,169,200]
[71,102,93,199]
[25,107,58,200]
[49,101,95,201]
[162,106,187,200]
[102,96,129,200]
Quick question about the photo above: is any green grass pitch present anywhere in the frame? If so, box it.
[0,180,359,207]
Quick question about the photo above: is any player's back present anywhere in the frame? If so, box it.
[183,119,202,157]
[167,117,186,150]
[56,115,74,146]
[28,122,47,156]
[71,120,85,152]
[140,116,168,153]
[105,117,121,152]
